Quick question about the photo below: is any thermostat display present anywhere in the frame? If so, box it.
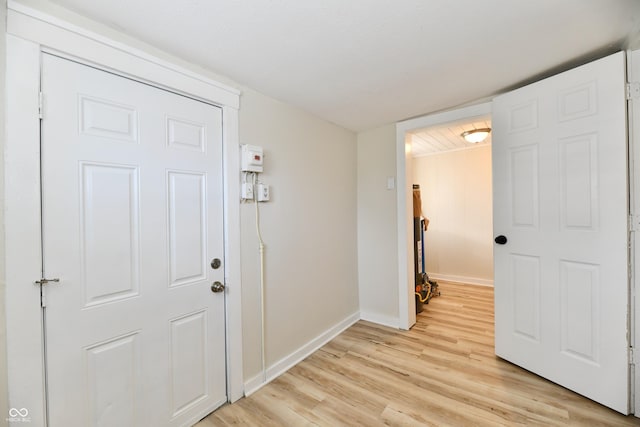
[241,144,264,172]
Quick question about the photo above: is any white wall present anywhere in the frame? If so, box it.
[239,90,358,381]
[413,146,493,285]
[7,0,359,397]
[356,124,399,326]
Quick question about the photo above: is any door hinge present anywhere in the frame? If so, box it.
[38,92,44,119]
[627,82,640,100]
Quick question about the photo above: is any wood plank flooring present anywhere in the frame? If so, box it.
[198,282,639,426]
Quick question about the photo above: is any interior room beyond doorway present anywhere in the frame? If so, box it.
[409,114,494,289]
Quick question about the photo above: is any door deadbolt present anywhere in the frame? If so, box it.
[211,258,222,269]
[211,281,225,293]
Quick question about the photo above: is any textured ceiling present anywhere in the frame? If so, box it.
[44,0,640,131]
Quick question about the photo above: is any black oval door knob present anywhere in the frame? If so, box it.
[494,235,508,245]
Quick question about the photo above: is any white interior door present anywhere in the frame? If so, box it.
[41,53,227,426]
[493,52,629,413]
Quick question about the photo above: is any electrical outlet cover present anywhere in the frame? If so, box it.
[257,184,270,202]
[241,182,254,200]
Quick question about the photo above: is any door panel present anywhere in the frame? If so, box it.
[493,52,628,413]
[86,333,139,426]
[510,254,541,342]
[510,145,539,227]
[41,53,226,426]
[170,310,208,417]
[168,171,207,287]
[81,162,140,306]
[559,134,598,229]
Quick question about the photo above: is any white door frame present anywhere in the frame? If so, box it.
[628,49,640,416]
[397,51,639,416]
[5,2,243,425]
[395,102,492,330]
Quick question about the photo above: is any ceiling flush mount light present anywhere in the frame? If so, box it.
[461,127,491,144]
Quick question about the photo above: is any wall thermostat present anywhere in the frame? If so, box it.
[241,144,264,172]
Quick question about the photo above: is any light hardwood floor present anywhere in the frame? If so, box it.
[198,282,639,426]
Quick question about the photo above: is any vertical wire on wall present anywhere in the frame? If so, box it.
[252,172,267,383]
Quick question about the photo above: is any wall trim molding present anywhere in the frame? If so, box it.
[7,1,240,110]
[244,311,360,396]
[359,311,400,329]
[7,0,240,101]
[428,273,494,287]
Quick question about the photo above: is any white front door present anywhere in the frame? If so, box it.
[41,53,227,426]
[492,52,629,413]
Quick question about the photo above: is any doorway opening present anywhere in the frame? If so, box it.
[409,114,494,296]
[395,102,492,329]
[394,51,634,415]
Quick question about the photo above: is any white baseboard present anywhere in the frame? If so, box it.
[243,372,265,397]
[243,311,360,396]
[359,311,399,329]
[427,273,494,287]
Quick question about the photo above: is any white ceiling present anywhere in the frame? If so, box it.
[47,0,640,132]
[410,116,492,158]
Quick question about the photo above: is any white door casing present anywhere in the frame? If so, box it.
[41,54,227,426]
[630,48,640,419]
[493,52,629,413]
[395,103,493,330]
[6,4,243,424]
